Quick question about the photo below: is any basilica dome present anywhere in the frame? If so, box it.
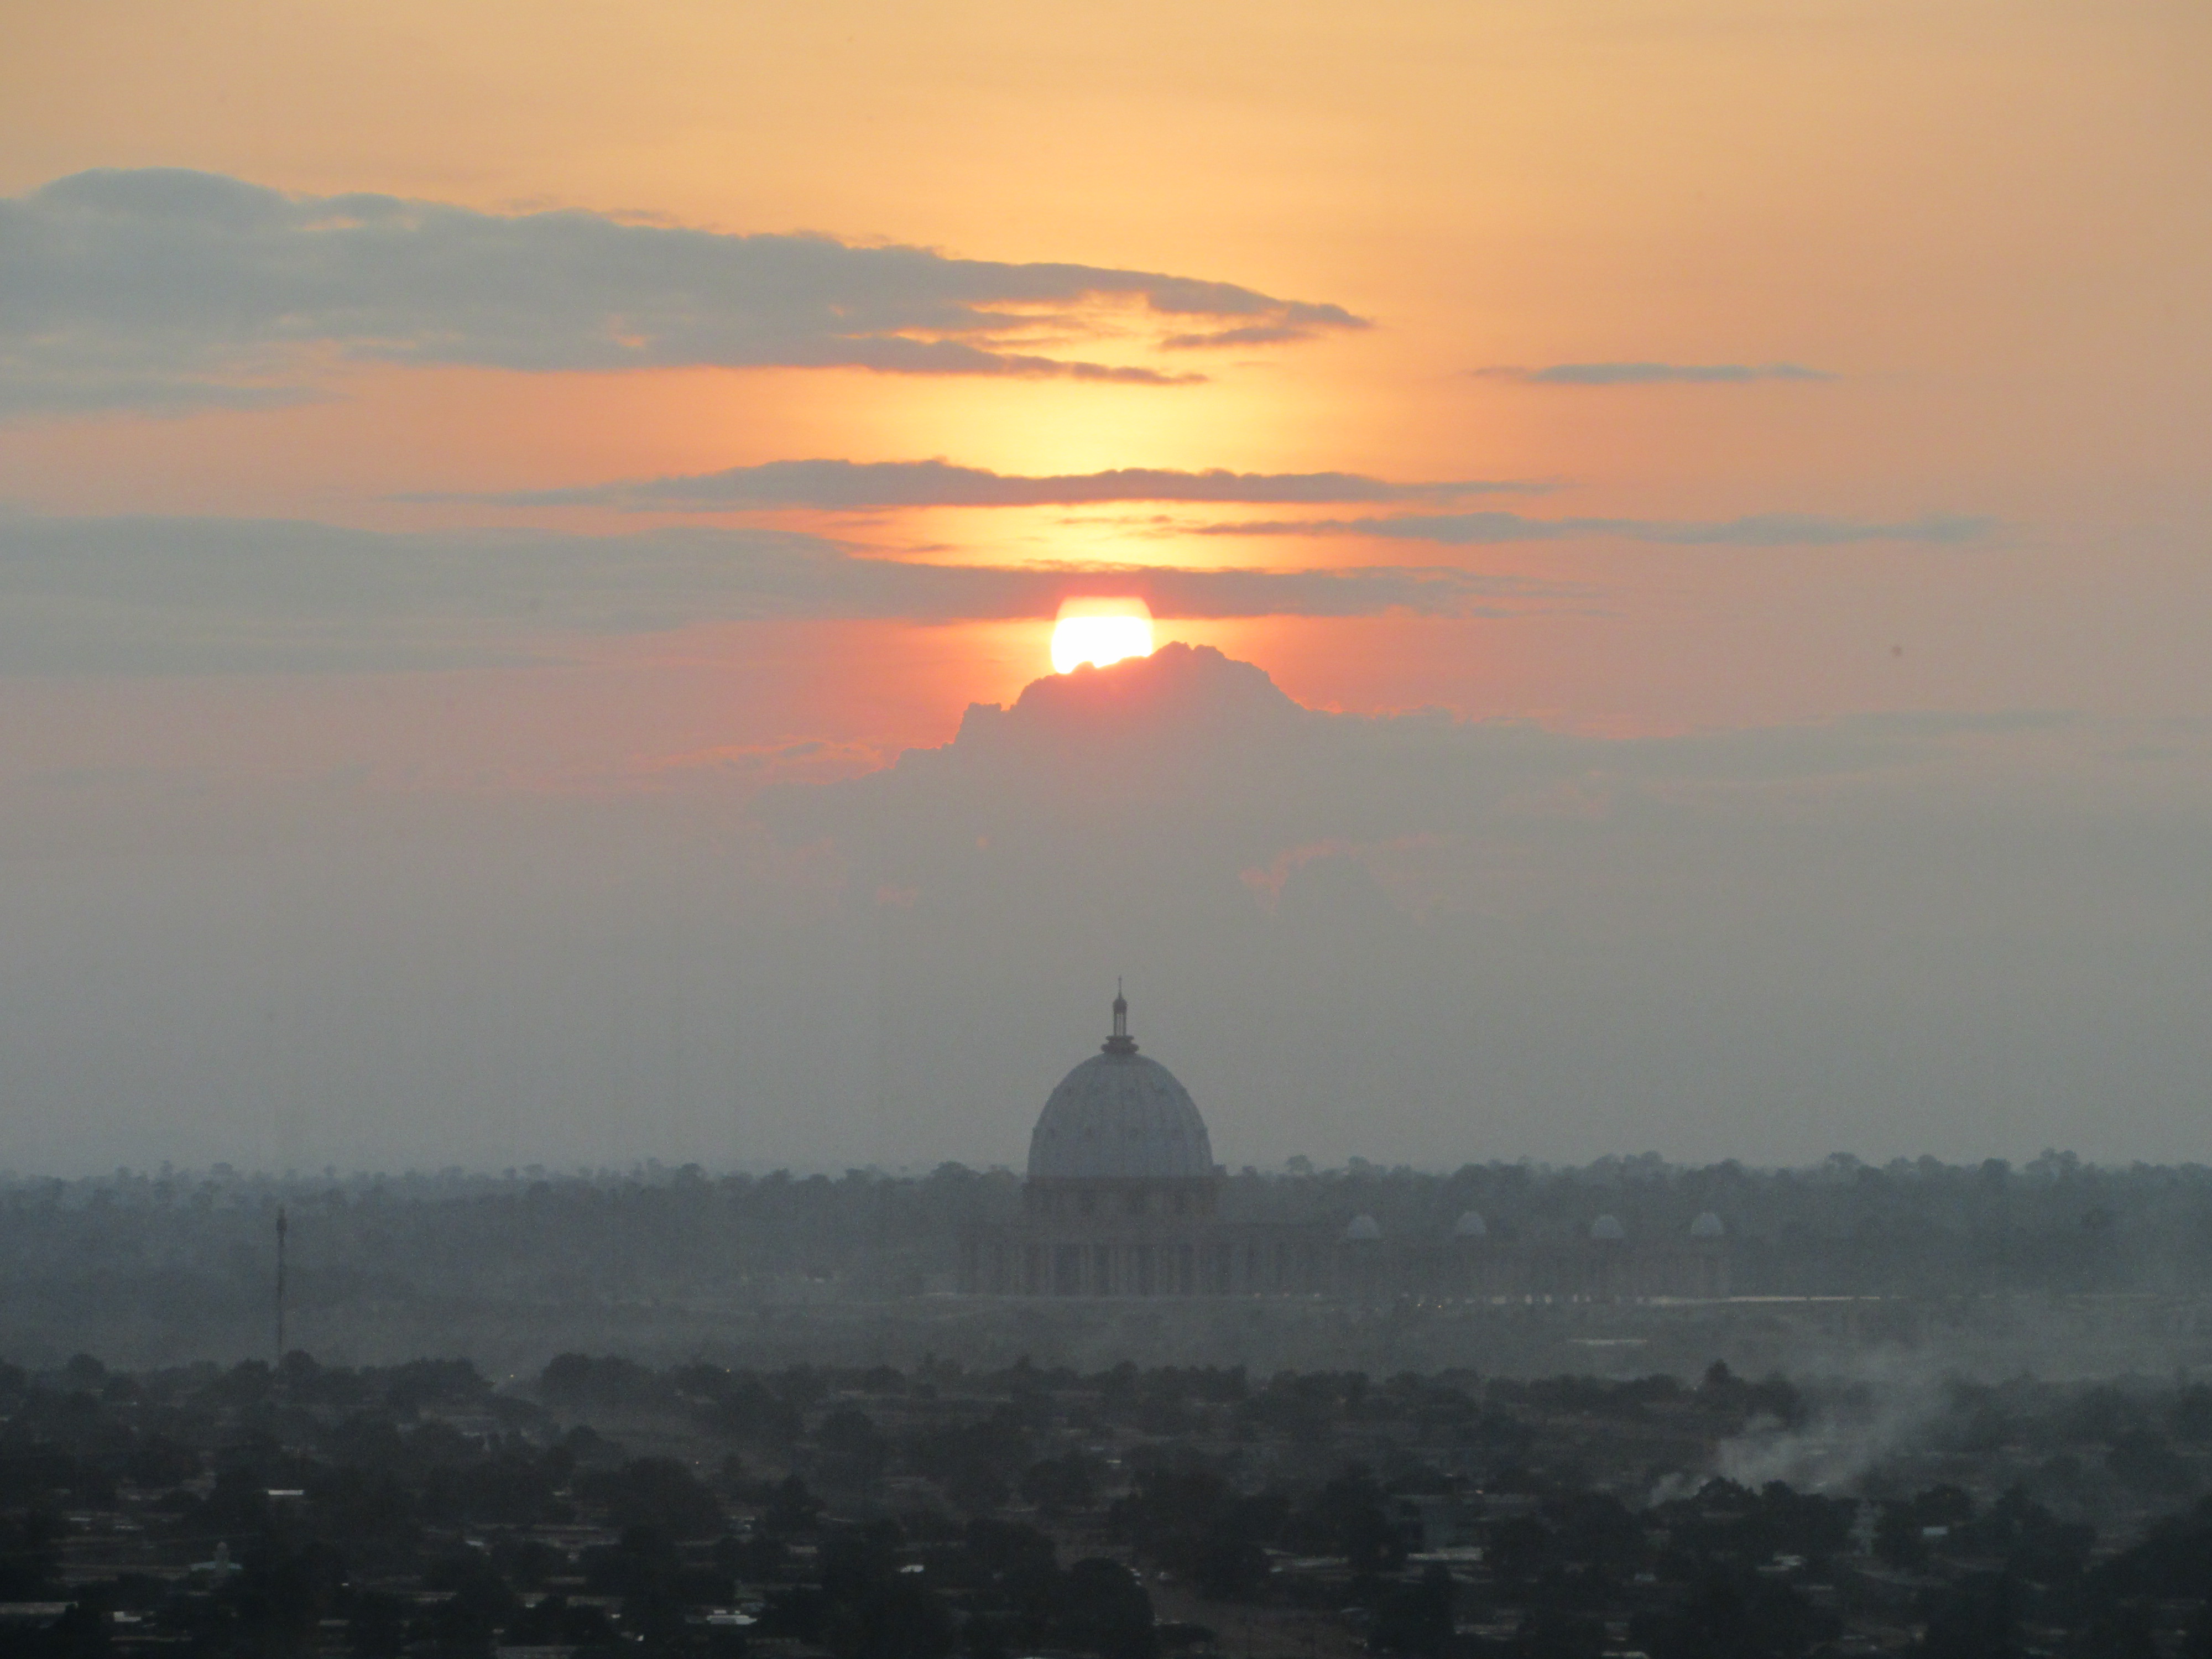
[1027,992,1216,1181]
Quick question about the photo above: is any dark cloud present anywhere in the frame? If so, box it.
[0,510,1574,674]
[450,458,1540,512]
[1159,325,1316,349]
[1479,362,1835,385]
[778,644,2074,865]
[1199,510,1997,547]
[0,169,1368,415]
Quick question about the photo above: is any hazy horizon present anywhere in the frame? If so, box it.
[6,641,2209,1176]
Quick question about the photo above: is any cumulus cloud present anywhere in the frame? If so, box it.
[0,169,1368,415]
[1479,362,1835,385]
[779,646,2075,869]
[1199,510,1997,547]
[451,458,1539,512]
[0,511,1574,674]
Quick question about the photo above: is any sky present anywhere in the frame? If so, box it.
[1,0,2208,1175]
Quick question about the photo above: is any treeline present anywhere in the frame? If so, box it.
[3,1151,2211,1333]
[6,1352,2212,1655]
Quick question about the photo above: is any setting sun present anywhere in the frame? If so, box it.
[1051,597,1155,674]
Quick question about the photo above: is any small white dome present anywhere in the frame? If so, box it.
[1343,1214,1383,1242]
[1689,1211,1725,1238]
[1451,1210,1488,1238]
[1590,1214,1626,1241]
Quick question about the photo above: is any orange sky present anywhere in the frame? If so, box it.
[4,3,2205,693]
[0,0,2200,774]
[2,0,2209,1168]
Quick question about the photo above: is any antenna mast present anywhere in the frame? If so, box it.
[274,1205,288,1366]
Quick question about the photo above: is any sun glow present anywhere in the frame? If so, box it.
[1050,597,1155,674]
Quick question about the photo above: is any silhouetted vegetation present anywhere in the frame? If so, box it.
[11,1153,2212,1369]
[3,1352,2212,1653]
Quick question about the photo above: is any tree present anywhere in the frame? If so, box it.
[1057,1558,1156,1659]
[765,1472,824,1535]
[1021,1451,1102,1515]
[1370,1563,1454,1657]
[573,1457,722,1538]
[1632,1566,1837,1659]
[1917,1574,2021,1659]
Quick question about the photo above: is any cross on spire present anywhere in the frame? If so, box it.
[1104,980,1138,1054]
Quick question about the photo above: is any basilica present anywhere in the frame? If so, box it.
[956,993,1731,1301]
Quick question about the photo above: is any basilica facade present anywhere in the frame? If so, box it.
[956,993,1729,1301]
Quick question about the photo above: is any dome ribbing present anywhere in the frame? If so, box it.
[1026,994,1215,1181]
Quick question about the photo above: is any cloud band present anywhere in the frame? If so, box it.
[445,459,1540,512]
[0,170,1369,415]
[1198,511,1996,547]
[0,511,1577,675]
[1478,362,1835,385]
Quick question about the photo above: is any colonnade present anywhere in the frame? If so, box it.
[959,1226,1334,1296]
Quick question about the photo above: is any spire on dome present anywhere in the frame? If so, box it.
[1104,980,1138,1055]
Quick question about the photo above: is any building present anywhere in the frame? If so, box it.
[957,992,1729,1301]
[959,989,1334,1295]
